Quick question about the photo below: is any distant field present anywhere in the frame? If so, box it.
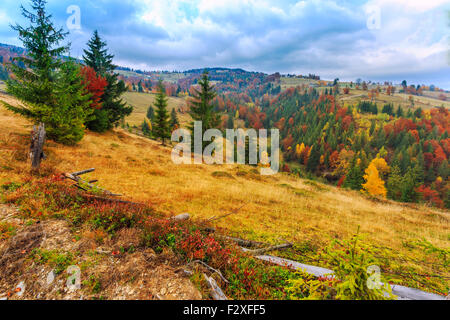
[339,89,450,110]
[280,77,315,90]
[117,70,188,83]
[122,91,191,127]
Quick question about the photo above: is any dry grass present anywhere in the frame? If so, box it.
[0,92,448,276]
[338,89,449,110]
[122,91,191,127]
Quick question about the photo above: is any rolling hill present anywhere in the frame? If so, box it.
[0,91,448,298]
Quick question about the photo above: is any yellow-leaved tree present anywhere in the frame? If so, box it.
[362,162,387,198]
[371,157,390,177]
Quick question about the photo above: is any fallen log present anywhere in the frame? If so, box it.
[216,235,265,248]
[203,274,228,301]
[242,243,293,255]
[71,168,95,176]
[254,255,445,300]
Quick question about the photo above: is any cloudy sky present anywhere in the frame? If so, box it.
[0,0,449,88]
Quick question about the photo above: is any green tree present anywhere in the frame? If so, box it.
[153,80,170,145]
[306,144,321,172]
[83,30,114,76]
[83,30,132,131]
[147,106,155,121]
[227,113,234,129]
[188,70,220,148]
[1,0,91,145]
[344,157,364,190]
[170,108,180,129]
[387,166,402,200]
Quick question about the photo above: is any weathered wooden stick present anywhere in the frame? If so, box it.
[243,243,293,256]
[30,123,45,170]
[71,168,95,176]
[203,274,228,301]
[64,172,122,197]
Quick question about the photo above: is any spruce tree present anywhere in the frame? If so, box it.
[306,144,321,172]
[83,30,114,75]
[83,31,132,131]
[147,106,155,121]
[344,157,364,190]
[153,80,170,145]
[227,113,235,129]
[170,108,180,129]
[1,0,91,145]
[188,70,220,148]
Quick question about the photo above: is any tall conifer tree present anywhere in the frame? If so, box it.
[1,0,91,145]
[83,31,132,131]
[153,80,170,145]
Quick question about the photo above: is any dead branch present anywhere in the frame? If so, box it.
[207,204,246,223]
[63,170,122,197]
[203,274,228,301]
[187,260,229,284]
[71,168,95,176]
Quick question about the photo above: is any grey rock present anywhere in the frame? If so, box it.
[173,213,190,221]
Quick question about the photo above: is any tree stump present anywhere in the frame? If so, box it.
[30,123,46,171]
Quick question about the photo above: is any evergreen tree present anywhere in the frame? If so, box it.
[142,118,152,136]
[227,113,235,129]
[344,157,364,190]
[188,70,220,148]
[83,31,132,131]
[396,105,404,118]
[387,166,403,200]
[83,30,114,75]
[170,108,180,129]
[153,80,170,145]
[306,144,320,172]
[1,0,91,145]
[147,106,155,121]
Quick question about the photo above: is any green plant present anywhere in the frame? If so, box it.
[322,229,395,300]
[83,275,102,294]
[30,249,76,274]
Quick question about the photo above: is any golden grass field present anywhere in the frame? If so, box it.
[0,91,449,293]
[122,91,191,127]
[338,89,449,110]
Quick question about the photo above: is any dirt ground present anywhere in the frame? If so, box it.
[0,204,202,300]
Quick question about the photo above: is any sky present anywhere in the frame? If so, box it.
[0,0,449,89]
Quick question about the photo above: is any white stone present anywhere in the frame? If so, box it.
[46,270,55,286]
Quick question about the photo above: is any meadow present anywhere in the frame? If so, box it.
[122,91,191,127]
[1,91,448,295]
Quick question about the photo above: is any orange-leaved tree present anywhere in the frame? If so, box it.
[362,162,387,198]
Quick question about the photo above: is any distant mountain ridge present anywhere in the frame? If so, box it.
[0,42,265,78]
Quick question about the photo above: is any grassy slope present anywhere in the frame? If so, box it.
[0,92,448,294]
[122,91,191,128]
